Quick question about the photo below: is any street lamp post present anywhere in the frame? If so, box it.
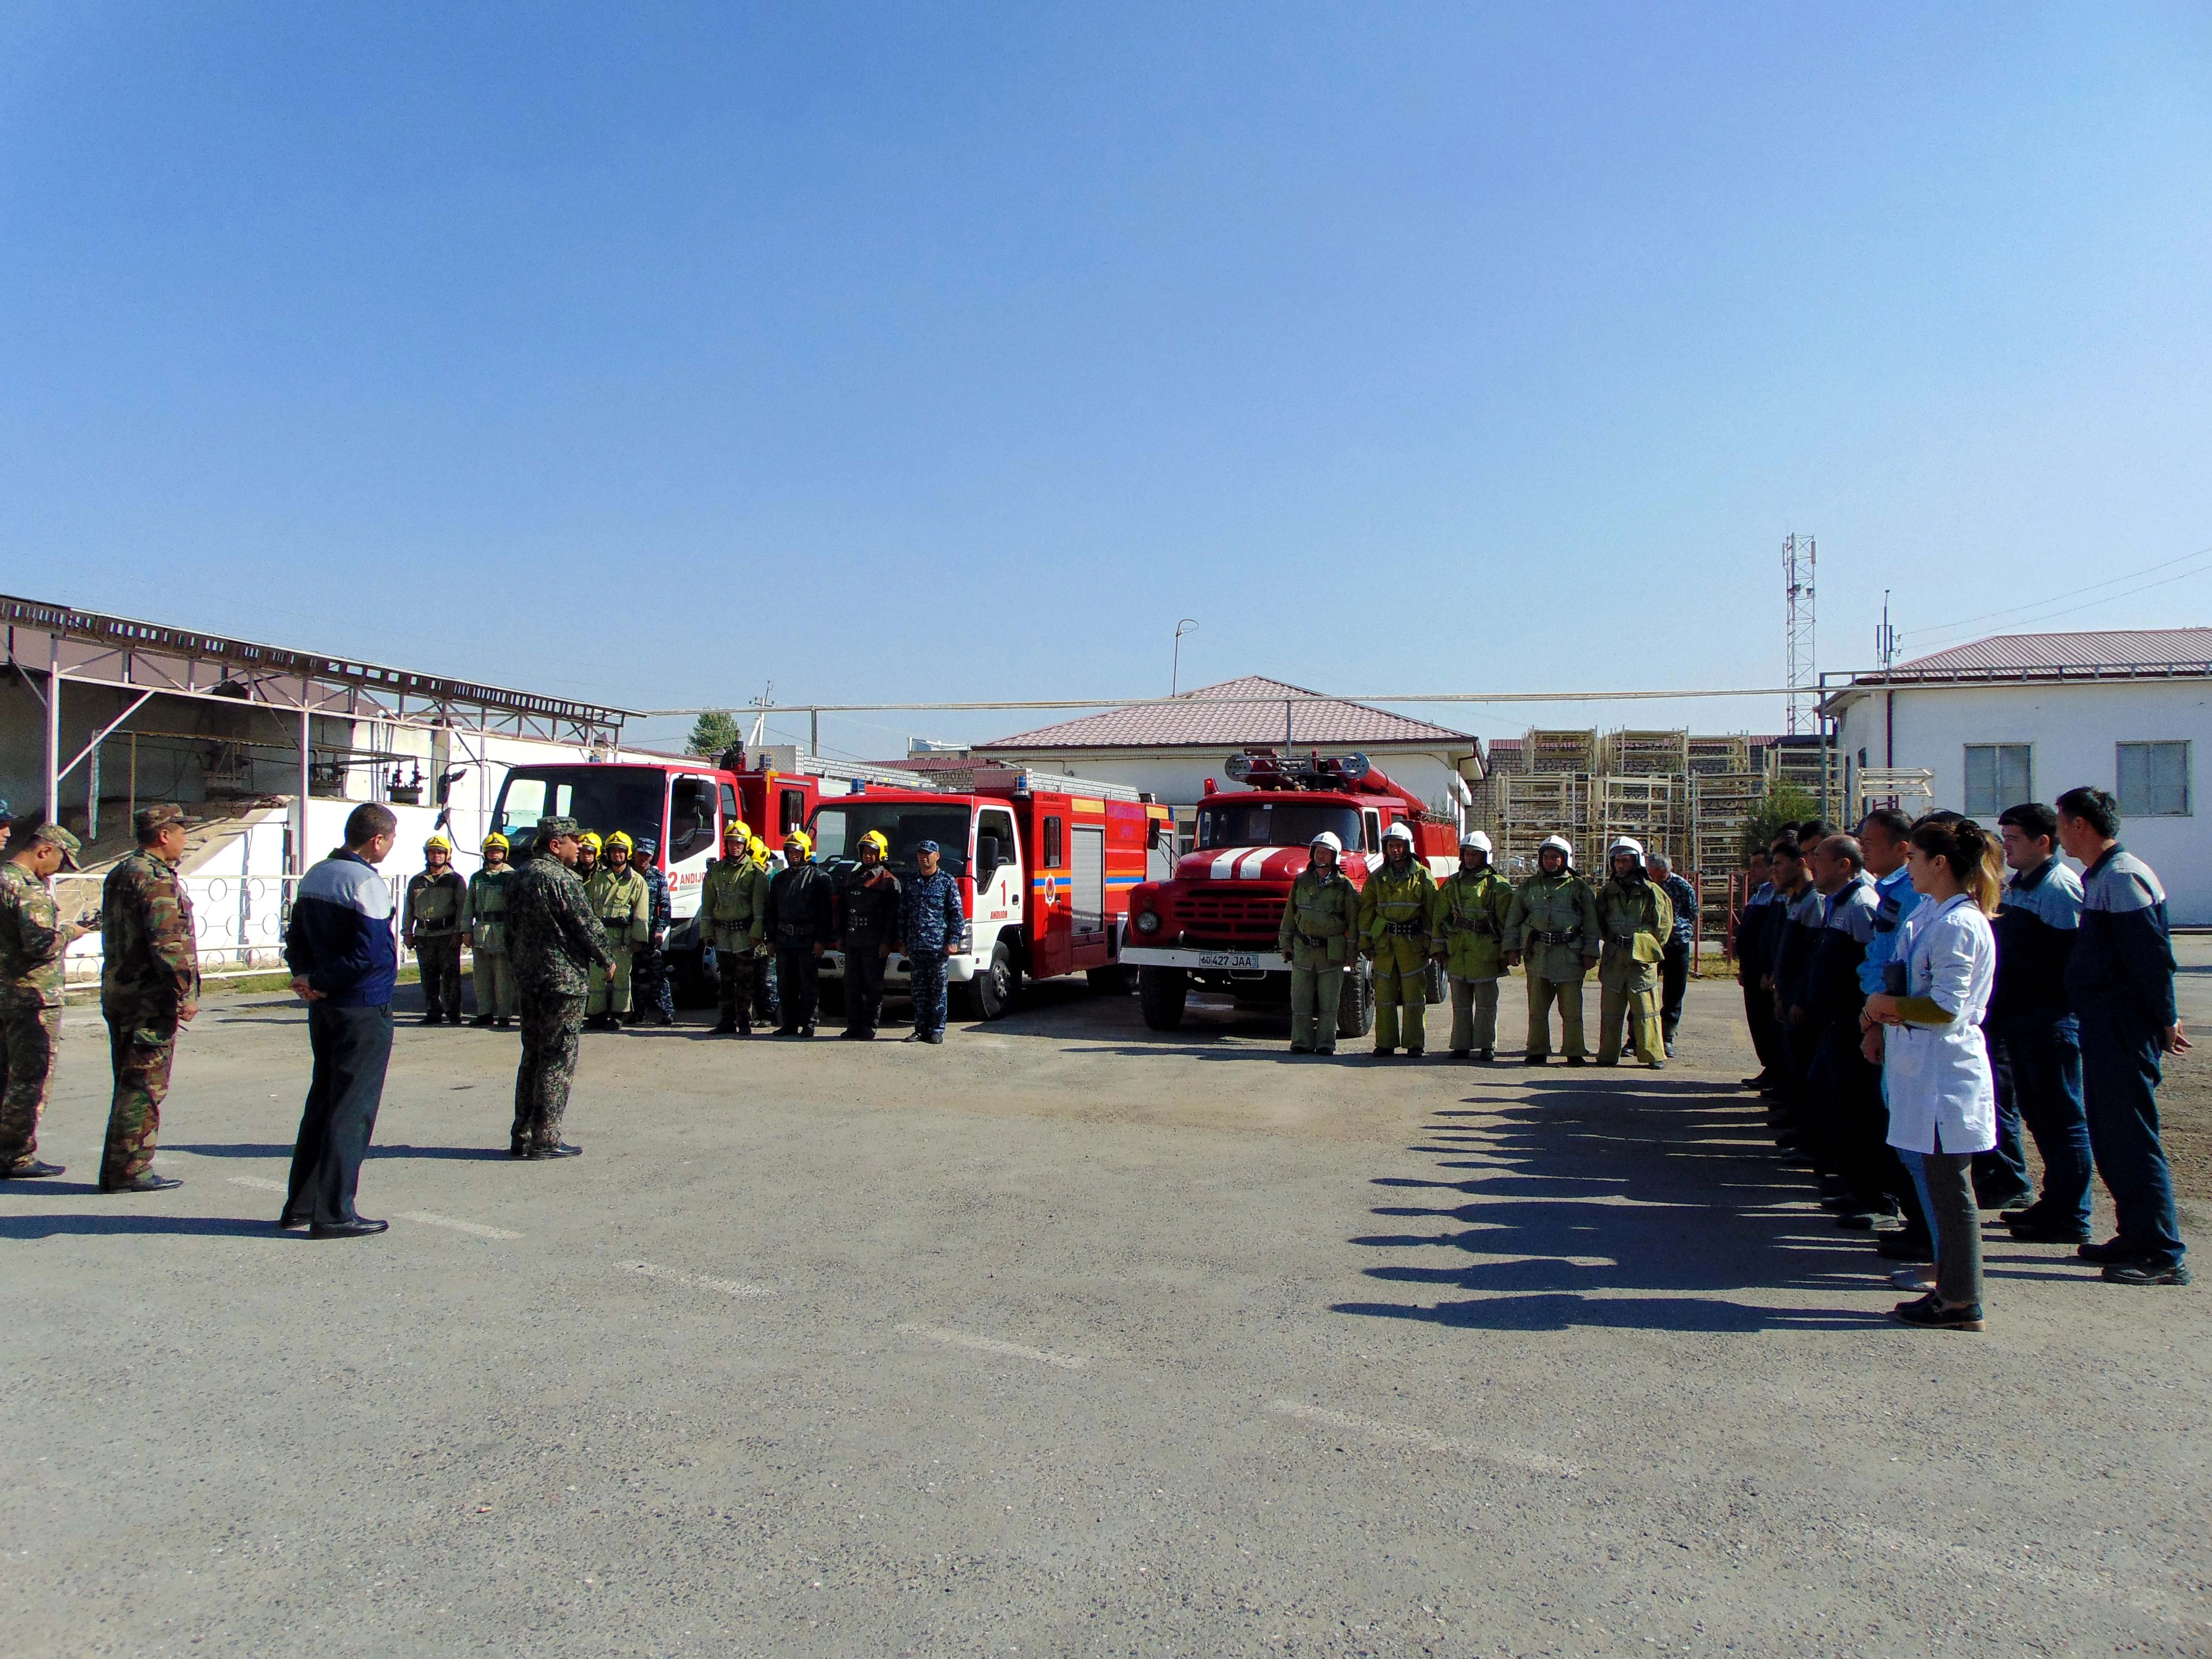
[1171,619,1198,696]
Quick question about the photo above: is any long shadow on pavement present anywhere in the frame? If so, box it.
[168,1142,512,1162]
[0,1213,300,1240]
[1335,1070,1893,1333]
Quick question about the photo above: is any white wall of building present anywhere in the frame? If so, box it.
[1835,678,2212,923]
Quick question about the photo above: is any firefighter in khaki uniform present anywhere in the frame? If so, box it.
[583,832,650,1031]
[1430,830,1513,1060]
[465,832,518,1027]
[1359,821,1440,1057]
[1504,834,1601,1065]
[1275,831,1360,1055]
[701,821,769,1035]
[1593,836,1672,1069]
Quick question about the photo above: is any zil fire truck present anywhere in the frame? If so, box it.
[486,744,922,1005]
[1117,748,1462,1034]
[806,764,1174,1020]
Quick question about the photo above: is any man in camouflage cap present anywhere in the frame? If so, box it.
[503,815,614,1158]
[0,823,89,1179]
[98,804,201,1192]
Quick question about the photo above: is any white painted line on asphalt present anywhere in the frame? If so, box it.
[625,1261,776,1298]
[897,1322,1087,1370]
[399,1210,522,1241]
[1268,1399,1581,1478]
[1840,1522,2117,1600]
[227,1176,286,1192]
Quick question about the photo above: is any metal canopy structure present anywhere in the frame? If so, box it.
[3,592,638,869]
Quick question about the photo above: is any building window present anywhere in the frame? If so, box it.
[1963,744,2031,819]
[2117,741,2191,818]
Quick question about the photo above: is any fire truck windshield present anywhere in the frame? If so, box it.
[492,767,662,853]
[1194,802,1362,851]
[809,802,971,874]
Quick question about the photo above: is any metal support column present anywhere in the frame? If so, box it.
[44,634,61,827]
[296,698,312,878]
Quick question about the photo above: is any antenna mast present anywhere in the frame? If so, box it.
[1782,533,1816,735]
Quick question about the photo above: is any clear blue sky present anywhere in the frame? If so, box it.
[4,5,2208,762]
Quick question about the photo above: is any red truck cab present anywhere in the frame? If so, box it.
[1118,749,1460,1033]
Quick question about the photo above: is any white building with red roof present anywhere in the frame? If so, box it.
[959,675,1484,834]
[1827,628,2212,921]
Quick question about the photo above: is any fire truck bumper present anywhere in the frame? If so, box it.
[1119,945,1289,973]
[818,950,975,984]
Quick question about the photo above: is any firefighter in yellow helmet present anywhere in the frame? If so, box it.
[700,819,769,1034]
[573,830,602,881]
[465,831,519,1027]
[404,833,469,1025]
[764,829,833,1035]
[835,829,902,1039]
[583,831,650,1032]
[1593,836,1671,1068]
[1358,820,1440,1056]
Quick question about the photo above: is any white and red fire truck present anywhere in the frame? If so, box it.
[806,765,1174,1019]
[1117,749,1462,1034]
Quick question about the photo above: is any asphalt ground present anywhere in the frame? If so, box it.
[3,971,2207,1658]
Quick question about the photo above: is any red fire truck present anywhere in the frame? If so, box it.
[806,764,1173,1019]
[1117,749,1462,1034]
[486,745,921,1003]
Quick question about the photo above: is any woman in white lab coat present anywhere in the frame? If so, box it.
[1864,817,2003,1331]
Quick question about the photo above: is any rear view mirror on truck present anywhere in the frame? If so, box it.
[975,834,1002,884]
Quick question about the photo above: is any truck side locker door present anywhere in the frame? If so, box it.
[1070,823,1106,952]
[1035,810,1067,979]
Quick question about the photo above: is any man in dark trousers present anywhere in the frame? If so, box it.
[2056,787,2191,1286]
[504,817,615,1159]
[402,835,468,1026]
[282,804,401,1239]
[898,839,966,1044]
[1993,802,2091,1246]
[1733,850,1779,1090]
[835,830,901,1039]
[764,830,835,1036]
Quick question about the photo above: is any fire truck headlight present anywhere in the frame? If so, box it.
[1133,909,1162,935]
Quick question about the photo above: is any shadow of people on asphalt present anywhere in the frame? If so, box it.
[1334,1070,1895,1333]
[0,1213,301,1240]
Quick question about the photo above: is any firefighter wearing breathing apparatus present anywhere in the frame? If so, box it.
[583,831,650,1031]
[1504,834,1601,1064]
[1594,836,1672,1068]
[1359,821,1440,1057]
[1276,831,1361,1055]
[1431,830,1513,1060]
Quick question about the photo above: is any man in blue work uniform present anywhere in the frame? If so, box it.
[1990,802,2090,1246]
[1853,807,1938,1264]
[1734,850,1781,1091]
[1804,835,1886,1228]
[1765,837,1823,1155]
[626,836,675,1027]
[897,839,965,1044]
[2057,787,2190,1286]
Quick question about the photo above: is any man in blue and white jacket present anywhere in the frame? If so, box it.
[281,803,400,1240]
[2055,787,2190,1286]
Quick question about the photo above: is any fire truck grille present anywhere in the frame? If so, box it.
[1179,885,1288,945]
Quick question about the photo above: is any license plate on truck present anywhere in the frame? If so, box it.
[1195,951,1263,969]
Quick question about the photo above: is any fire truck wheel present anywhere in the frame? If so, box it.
[1336,961,1375,1039]
[960,939,1019,1021]
[1085,966,1133,997]
[1137,967,1188,1031]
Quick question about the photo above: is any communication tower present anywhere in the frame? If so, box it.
[1782,533,1816,735]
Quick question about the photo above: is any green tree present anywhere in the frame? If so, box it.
[1739,782,1818,862]
[686,711,742,760]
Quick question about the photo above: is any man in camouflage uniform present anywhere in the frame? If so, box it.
[1504,834,1600,1066]
[1431,830,1513,1061]
[403,834,468,1025]
[626,836,675,1027]
[584,830,650,1032]
[504,816,614,1158]
[701,821,769,1035]
[1359,821,1440,1057]
[99,804,202,1191]
[1593,837,1672,1069]
[1276,830,1360,1055]
[0,824,88,1179]
[465,832,518,1027]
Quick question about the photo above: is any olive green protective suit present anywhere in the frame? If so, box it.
[583,864,650,1018]
[1594,871,1673,1067]
[1503,866,1600,1060]
[1431,863,1513,1055]
[1276,862,1360,1053]
[1359,855,1440,1054]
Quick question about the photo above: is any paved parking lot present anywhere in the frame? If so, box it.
[4,974,2207,1657]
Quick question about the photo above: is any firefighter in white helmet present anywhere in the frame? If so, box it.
[1276,830,1360,1054]
[1504,834,1601,1064]
[1431,829,1514,1060]
[1594,836,1672,1068]
[404,834,469,1026]
[1359,820,1440,1056]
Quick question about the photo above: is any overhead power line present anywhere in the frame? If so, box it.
[1903,542,2212,642]
[638,685,1799,718]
